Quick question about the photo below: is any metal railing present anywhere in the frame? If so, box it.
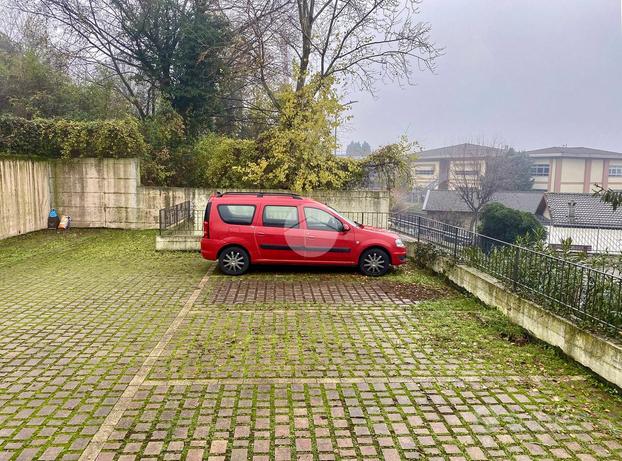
[340,211,390,229]
[390,212,622,336]
[159,201,193,235]
[547,223,622,255]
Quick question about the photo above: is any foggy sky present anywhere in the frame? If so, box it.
[342,0,622,152]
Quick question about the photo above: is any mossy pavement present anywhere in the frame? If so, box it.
[0,229,620,460]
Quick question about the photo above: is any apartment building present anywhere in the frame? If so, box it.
[413,144,622,192]
[526,147,622,192]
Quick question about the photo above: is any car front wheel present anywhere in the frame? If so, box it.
[218,246,250,275]
[359,248,390,276]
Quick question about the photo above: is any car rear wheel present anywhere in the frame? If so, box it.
[218,246,250,275]
[359,248,390,276]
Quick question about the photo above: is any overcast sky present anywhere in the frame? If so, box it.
[341,0,622,152]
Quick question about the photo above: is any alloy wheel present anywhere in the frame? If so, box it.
[222,250,245,273]
[363,251,386,275]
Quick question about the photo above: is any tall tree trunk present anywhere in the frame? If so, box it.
[296,0,312,92]
[470,210,480,232]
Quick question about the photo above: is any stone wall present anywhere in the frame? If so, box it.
[0,158,52,239]
[0,157,390,238]
[404,242,622,388]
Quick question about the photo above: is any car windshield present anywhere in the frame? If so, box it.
[327,206,361,228]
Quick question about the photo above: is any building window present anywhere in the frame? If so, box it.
[415,167,435,176]
[609,165,622,177]
[531,164,550,176]
[454,170,479,176]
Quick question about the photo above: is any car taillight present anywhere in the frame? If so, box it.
[203,201,212,238]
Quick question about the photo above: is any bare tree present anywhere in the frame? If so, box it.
[450,143,512,231]
[221,0,441,109]
[8,0,440,122]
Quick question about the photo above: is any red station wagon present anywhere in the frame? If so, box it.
[200,192,407,276]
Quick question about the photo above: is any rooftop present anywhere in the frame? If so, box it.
[423,190,545,214]
[526,146,622,159]
[417,143,507,160]
[415,144,622,161]
[542,192,622,228]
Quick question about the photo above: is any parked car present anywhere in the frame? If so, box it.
[200,192,407,276]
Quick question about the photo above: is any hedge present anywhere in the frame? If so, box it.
[0,116,147,159]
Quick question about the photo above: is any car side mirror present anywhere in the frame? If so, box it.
[342,223,350,232]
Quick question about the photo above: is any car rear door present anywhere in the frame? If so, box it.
[302,206,356,264]
[255,204,306,262]
[215,203,258,249]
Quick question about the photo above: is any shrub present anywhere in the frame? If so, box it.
[192,133,256,188]
[410,242,440,268]
[479,202,545,244]
[0,115,147,159]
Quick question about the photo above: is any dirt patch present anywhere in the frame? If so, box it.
[378,282,447,302]
[499,331,532,346]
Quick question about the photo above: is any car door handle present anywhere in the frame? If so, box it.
[307,235,316,239]
[257,232,265,236]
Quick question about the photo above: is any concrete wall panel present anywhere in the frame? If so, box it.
[0,159,52,239]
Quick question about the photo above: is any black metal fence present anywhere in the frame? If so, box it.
[389,212,622,336]
[159,201,193,235]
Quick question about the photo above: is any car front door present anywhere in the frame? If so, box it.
[302,207,356,264]
[255,204,306,262]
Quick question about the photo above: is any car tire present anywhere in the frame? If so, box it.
[359,248,390,276]
[218,246,250,275]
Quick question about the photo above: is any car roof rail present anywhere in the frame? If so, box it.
[215,191,302,199]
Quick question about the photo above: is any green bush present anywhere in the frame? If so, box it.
[0,115,147,159]
[192,133,256,188]
[479,202,545,244]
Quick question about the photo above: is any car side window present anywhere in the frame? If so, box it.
[217,204,256,225]
[304,207,343,232]
[263,205,299,228]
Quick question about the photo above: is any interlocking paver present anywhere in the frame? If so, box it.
[0,231,205,460]
[1,230,621,460]
[207,280,418,305]
[148,298,586,381]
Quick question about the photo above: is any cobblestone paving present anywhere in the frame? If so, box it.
[207,281,415,305]
[0,230,621,461]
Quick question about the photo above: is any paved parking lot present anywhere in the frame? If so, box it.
[0,230,621,460]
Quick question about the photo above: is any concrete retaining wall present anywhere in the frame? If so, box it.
[0,158,52,239]
[406,242,622,388]
[0,157,390,238]
[52,158,143,228]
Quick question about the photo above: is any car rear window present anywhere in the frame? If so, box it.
[217,204,256,225]
[263,205,299,228]
[204,202,212,222]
